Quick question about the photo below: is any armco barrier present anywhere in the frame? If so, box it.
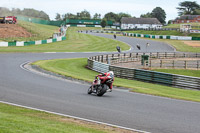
[87,53,200,90]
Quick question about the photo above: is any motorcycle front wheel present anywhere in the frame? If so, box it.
[88,86,93,94]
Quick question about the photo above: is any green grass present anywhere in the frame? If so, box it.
[163,23,200,29]
[158,39,200,52]
[0,102,119,133]
[0,20,59,42]
[0,27,130,52]
[120,34,200,52]
[153,69,200,77]
[33,58,200,102]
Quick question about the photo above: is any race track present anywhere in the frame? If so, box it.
[86,32,176,52]
[0,35,200,133]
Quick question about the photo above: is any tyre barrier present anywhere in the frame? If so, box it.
[0,36,66,47]
[0,26,67,47]
[91,30,200,41]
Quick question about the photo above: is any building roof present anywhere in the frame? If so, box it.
[121,17,162,25]
[175,15,200,20]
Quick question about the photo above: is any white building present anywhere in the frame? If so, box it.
[121,17,163,29]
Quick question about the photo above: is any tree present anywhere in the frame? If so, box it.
[168,20,172,24]
[177,1,200,15]
[117,12,132,22]
[101,19,107,28]
[194,9,200,15]
[104,12,119,22]
[11,8,21,15]
[93,13,101,19]
[0,7,11,16]
[55,13,62,21]
[65,13,77,19]
[151,7,166,24]
[78,10,91,19]
[140,12,152,18]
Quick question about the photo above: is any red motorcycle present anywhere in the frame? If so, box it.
[88,71,114,96]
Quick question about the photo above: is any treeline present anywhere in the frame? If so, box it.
[55,10,132,27]
[0,7,50,20]
[176,1,200,16]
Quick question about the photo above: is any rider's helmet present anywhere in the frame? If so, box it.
[109,71,114,75]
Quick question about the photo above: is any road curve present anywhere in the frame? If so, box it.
[0,36,200,133]
[86,32,176,53]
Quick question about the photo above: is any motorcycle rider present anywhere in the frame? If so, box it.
[94,71,114,92]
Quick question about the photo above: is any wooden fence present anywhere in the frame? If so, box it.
[150,59,200,69]
[88,52,200,90]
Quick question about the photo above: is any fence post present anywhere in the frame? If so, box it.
[106,55,108,64]
[184,61,187,69]
[149,59,151,68]
[98,56,100,62]
[124,53,126,63]
[160,60,162,68]
[173,60,175,69]
[101,55,103,62]
[118,54,120,63]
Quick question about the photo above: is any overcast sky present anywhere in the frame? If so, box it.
[1,0,197,21]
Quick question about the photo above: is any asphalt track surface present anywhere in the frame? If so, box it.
[0,34,200,133]
[86,32,176,53]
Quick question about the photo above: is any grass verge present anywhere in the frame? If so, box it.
[153,69,200,77]
[0,20,59,42]
[0,102,131,133]
[33,58,200,102]
[0,27,130,52]
[117,34,200,52]
[163,23,200,29]
[155,39,200,52]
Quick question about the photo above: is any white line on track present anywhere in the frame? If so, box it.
[18,60,200,133]
[19,61,149,133]
[20,61,200,105]
[0,100,150,133]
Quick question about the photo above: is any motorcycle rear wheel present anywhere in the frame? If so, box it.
[96,84,107,96]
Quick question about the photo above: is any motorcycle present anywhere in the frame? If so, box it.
[88,74,114,96]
